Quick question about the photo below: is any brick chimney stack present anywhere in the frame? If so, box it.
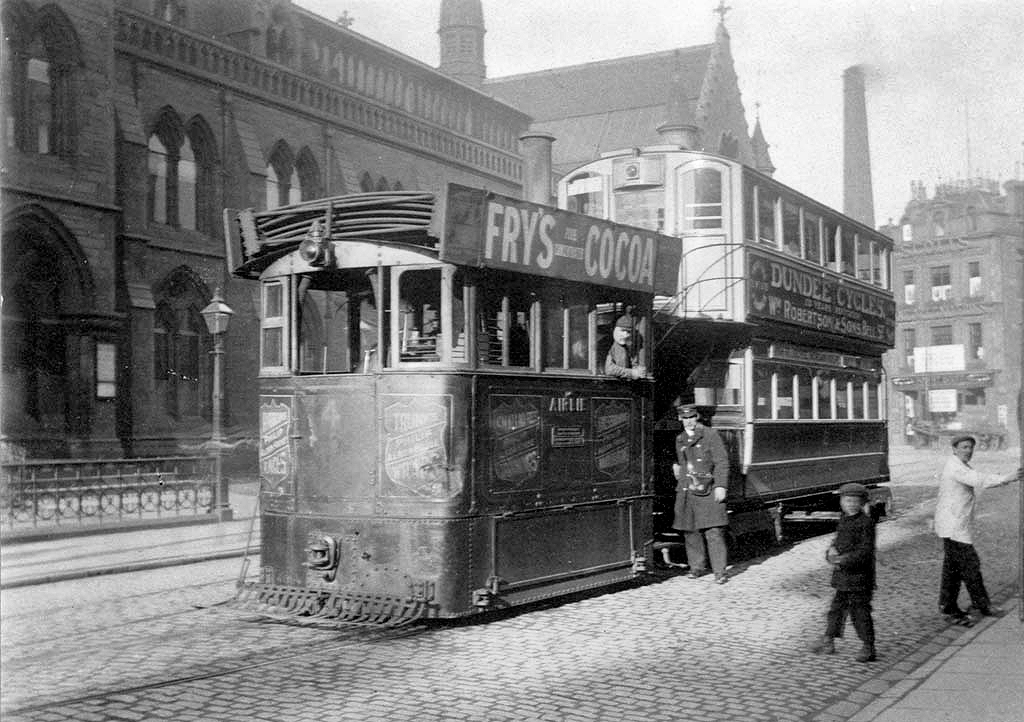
[843,66,875,228]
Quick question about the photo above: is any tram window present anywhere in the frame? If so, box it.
[682,168,723,230]
[261,280,287,371]
[852,378,865,418]
[797,369,813,419]
[542,289,590,371]
[804,211,822,264]
[775,367,795,420]
[753,365,772,419]
[839,227,856,276]
[615,189,665,232]
[874,246,889,288]
[865,380,879,419]
[566,173,604,218]
[836,378,852,419]
[857,236,873,282]
[397,268,443,362]
[823,218,839,270]
[815,372,834,420]
[782,201,801,256]
[450,272,469,364]
[744,177,756,243]
[757,187,778,247]
[296,271,377,374]
[478,280,533,368]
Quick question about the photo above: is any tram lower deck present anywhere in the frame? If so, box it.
[244,371,653,622]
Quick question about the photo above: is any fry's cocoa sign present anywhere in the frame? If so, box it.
[442,184,680,295]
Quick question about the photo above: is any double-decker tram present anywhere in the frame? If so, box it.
[227,186,681,624]
[560,148,897,541]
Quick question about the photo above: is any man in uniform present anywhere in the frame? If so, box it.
[672,400,731,583]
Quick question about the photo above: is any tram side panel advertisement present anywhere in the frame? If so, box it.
[441,184,681,296]
[488,391,640,497]
[746,249,895,347]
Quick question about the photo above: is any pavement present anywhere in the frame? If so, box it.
[850,598,1024,722]
[0,479,260,589]
[2,475,1023,721]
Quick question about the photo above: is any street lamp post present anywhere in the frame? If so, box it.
[201,288,235,522]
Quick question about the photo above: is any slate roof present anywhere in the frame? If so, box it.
[485,46,713,174]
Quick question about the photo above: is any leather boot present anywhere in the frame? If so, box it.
[811,636,835,654]
[855,644,877,662]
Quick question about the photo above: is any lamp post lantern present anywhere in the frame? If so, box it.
[200,288,235,521]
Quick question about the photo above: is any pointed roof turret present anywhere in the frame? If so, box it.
[751,108,775,176]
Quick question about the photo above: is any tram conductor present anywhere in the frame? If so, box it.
[671,400,731,583]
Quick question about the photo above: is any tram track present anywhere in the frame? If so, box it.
[2,619,430,719]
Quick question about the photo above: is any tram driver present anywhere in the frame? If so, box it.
[604,313,647,380]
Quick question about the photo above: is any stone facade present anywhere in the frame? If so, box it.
[1,0,529,459]
[883,179,1024,449]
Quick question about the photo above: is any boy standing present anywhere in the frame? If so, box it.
[812,482,877,663]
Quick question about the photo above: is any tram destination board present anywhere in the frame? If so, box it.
[440,183,680,295]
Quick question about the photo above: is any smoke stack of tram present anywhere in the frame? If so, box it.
[843,65,875,227]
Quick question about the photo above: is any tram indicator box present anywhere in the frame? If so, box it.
[439,184,680,295]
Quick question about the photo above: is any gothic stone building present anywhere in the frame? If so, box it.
[2,0,769,460]
[1,0,529,459]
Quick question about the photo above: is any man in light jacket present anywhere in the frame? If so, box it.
[934,435,1020,624]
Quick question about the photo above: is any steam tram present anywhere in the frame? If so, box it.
[228,186,681,624]
[560,148,897,540]
[229,147,896,625]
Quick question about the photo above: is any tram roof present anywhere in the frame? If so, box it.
[226,192,440,279]
[226,186,682,295]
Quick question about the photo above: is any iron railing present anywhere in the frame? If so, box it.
[0,456,218,534]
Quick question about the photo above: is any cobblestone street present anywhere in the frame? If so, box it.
[1,448,1019,722]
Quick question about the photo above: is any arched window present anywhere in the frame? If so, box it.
[153,269,211,421]
[359,171,374,192]
[265,140,297,209]
[178,136,197,230]
[295,146,322,201]
[148,133,171,224]
[186,117,217,233]
[147,110,216,230]
[2,3,81,156]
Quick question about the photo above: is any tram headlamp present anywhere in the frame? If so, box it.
[298,219,333,267]
[305,535,340,581]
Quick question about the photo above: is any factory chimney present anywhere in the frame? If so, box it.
[843,66,875,227]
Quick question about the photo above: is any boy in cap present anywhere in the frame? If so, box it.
[935,435,1020,625]
[811,482,877,662]
[604,314,647,380]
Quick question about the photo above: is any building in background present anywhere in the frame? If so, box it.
[2,0,771,461]
[1,0,529,460]
[884,178,1024,450]
[484,13,775,201]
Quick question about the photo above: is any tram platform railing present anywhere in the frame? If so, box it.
[0,456,224,540]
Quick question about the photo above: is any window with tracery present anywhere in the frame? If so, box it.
[147,113,216,230]
[2,5,80,156]
[153,270,211,420]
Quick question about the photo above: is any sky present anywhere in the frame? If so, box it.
[295,0,1024,227]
